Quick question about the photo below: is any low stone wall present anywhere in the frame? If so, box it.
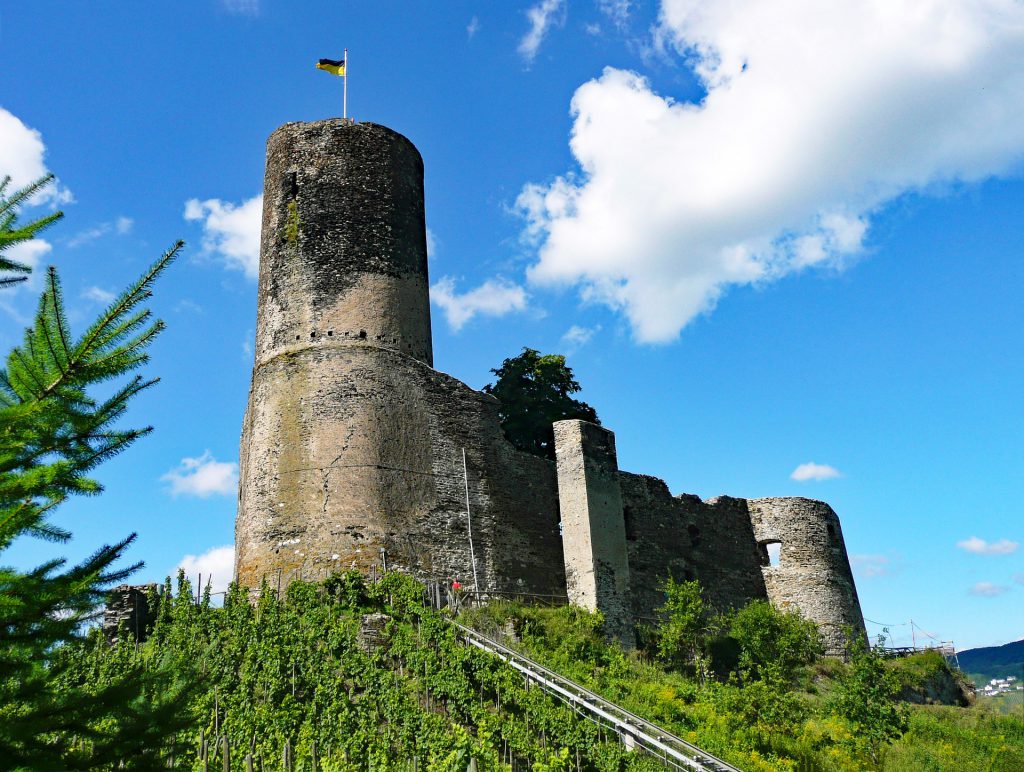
[103,584,158,644]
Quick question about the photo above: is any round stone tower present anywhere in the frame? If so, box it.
[235,120,437,588]
[252,120,432,366]
[747,497,866,656]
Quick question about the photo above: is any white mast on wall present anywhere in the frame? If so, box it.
[462,448,480,593]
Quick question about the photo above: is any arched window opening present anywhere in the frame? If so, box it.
[284,170,298,199]
[622,506,637,541]
[687,523,701,548]
[827,523,836,539]
[759,539,782,568]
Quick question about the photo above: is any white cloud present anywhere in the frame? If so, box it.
[3,239,51,278]
[0,108,72,206]
[467,15,480,39]
[956,536,1019,556]
[561,323,601,351]
[520,0,1024,342]
[790,462,841,482]
[850,554,892,579]
[82,286,115,304]
[519,0,567,64]
[175,545,235,595]
[67,216,135,248]
[67,226,108,248]
[430,276,528,330]
[184,195,262,278]
[969,581,1010,598]
[161,451,239,498]
[598,0,632,29]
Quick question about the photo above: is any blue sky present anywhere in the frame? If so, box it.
[2,0,1022,651]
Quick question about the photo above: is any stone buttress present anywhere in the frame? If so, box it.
[553,420,635,648]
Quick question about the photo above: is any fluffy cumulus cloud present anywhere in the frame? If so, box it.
[0,108,68,308]
[519,0,567,64]
[430,277,528,331]
[184,195,262,278]
[520,0,1024,342]
[790,462,841,482]
[956,536,1019,556]
[175,545,235,595]
[4,239,52,280]
[0,108,72,205]
[161,451,239,498]
[969,581,1010,598]
[850,554,892,579]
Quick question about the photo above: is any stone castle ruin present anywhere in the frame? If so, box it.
[234,119,866,654]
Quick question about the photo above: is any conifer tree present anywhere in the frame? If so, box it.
[0,176,189,768]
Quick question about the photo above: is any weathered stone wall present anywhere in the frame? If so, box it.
[553,420,634,647]
[234,118,866,654]
[103,584,158,644]
[618,475,769,619]
[236,328,567,595]
[236,120,565,596]
[747,497,866,656]
[254,120,433,369]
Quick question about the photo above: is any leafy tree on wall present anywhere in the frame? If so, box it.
[0,175,188,767]
[484,347,599,459]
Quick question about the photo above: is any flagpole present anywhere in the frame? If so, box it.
[343,48,348,120]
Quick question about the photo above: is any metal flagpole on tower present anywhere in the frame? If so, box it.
[343,48,348,120]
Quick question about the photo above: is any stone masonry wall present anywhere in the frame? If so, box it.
[236,119,564,596]
[747,497,866,656]
[618,474,769,620]
[236,339,566,596]
[234,118,866,654]
[553,420,634,647]
[103,584,158,644]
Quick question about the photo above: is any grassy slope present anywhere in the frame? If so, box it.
[460,602,1024,772]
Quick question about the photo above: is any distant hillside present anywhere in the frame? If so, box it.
[958,639,1024,685]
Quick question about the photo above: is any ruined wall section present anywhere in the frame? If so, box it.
[554,420,634,647]
[618,474,768,619]
[236,119,564,595]
[747,497,866,656]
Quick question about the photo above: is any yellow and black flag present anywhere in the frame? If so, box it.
[316,57,346,76]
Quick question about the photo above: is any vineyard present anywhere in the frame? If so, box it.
[51,571,1024,771]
